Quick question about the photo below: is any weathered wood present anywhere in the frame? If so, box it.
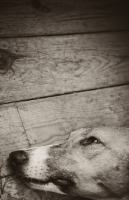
[17,85,129,147]
[0,103,30,177]
[0,32,129,104]
[0,105,28,155]
[0,0,129,37]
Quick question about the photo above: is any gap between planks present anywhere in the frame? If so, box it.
[0,29,129,39]
[0,31,129,103]
[0,83,129,106]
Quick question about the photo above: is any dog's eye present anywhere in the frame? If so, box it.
[80,136,100,146]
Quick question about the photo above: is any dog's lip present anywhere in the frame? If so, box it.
[19,175,73,187]
[52,179,71,185]
[51,178,74,187]
[19,176,50,185]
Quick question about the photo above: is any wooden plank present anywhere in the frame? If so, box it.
[17,85,129,147]
[0,104,28,158]
[0,32,129,104]
[0,0,129,37]
[0,103,30,177]
[1,85,129,199]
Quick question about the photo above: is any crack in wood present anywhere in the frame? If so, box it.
[15,103,31,148]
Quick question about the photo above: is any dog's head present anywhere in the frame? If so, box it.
[9,127,129,199]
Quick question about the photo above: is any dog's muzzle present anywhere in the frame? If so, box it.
[8,147,74,195]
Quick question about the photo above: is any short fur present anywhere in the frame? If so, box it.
[9,127,129,200]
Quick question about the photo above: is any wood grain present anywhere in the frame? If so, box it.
[0,103,30,177]
[17,85,129,146]
[0,0,129,37]
[0,32,129,104]
[0,104,29,157]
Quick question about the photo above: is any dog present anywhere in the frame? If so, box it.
[9,127,129,200]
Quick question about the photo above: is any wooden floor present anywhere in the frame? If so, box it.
[0,0,129,199]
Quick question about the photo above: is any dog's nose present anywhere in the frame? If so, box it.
[9,150,28,166]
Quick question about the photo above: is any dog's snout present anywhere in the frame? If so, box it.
[9,150,28,166]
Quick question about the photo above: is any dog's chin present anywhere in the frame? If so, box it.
[19,175,67,195]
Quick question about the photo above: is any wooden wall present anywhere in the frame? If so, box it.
[0,0,129,199]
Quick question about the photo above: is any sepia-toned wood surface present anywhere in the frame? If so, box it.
[0,0,129,37]
[0,0,129,199]
[0,31,129,103]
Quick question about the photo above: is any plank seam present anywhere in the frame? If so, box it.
[0,29,129,39]
[14,102,31,148]
[1,83,129,106]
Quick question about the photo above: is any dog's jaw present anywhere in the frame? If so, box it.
[23,179,65,194]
